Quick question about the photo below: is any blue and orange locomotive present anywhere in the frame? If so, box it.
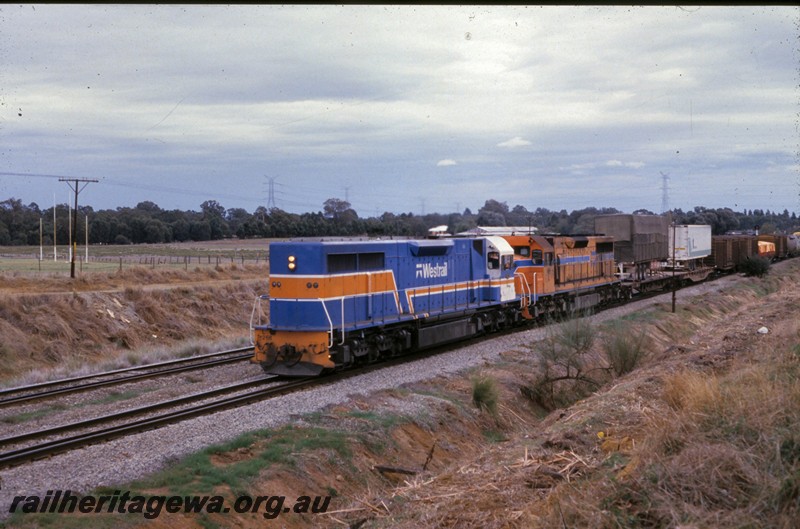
[251,233,624,376]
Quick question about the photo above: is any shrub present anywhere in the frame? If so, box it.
[538,315,597,377]
[471,375,499,416]
[536,315,595,377]
[602,322,651,376]
[526,315,602,410]
[739,256,771,277]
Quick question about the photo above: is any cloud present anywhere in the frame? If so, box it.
[497,136,532,148]
[565,160,646,172]
[1,5,796,215]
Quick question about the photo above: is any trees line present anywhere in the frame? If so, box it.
[1,197,797,246]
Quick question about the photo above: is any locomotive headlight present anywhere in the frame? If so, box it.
[288,255,297,271]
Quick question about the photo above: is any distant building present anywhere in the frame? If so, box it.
[427,225,451,238]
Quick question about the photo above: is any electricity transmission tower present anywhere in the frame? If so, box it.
[265,176,276,210]
[660,172,670,214]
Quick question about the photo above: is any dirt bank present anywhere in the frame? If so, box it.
[0,265,266,384]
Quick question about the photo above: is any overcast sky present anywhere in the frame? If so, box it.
[1,5,798,217]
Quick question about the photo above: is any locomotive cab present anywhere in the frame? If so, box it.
[482,236,517,302]
[504,234,555,302]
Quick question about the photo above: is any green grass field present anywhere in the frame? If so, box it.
[0,241,272,274]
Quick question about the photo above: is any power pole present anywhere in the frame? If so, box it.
[59,178,97,278]
[53,194,57,262]
[671,220,677,313]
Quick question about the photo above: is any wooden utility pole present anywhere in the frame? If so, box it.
[59,178,98,278]
[671,221,677,313]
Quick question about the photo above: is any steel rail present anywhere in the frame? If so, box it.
[0,376,279,447]
[0,348,254,407]
[0,377,313,468]
[0,347,254,398]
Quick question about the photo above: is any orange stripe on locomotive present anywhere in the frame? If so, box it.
[269,270,398,300]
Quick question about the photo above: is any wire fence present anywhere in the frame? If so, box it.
[0,251,269,274]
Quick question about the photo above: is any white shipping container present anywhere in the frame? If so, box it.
[668,224,712,261]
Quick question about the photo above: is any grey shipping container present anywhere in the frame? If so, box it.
[594,214,669,264]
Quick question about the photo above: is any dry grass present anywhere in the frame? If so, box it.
[662,369,721,412]
[0,265,266,385]
[532,290,800,528]
[0,262,267,295]
[342,260,800,529]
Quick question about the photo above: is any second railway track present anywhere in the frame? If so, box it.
[0,376,314,468]
[0,341,477,469]
[0,346,254,407]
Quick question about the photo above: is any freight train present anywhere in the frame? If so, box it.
[250,215,794,376]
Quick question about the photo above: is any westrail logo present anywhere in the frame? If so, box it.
[415,262,448,279]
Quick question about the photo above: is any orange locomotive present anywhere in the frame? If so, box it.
[502,234,626,320]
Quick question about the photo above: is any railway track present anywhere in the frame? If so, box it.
[0,376,316,468]
[0,347,254,407]
[0,344,458,468]
[0,268,754,469]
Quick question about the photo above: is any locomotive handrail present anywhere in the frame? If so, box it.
[340,296,346,345]
[249,294,269,345]
[320,300,334,349]
[319,297,348,348]
[514,272,530,308]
